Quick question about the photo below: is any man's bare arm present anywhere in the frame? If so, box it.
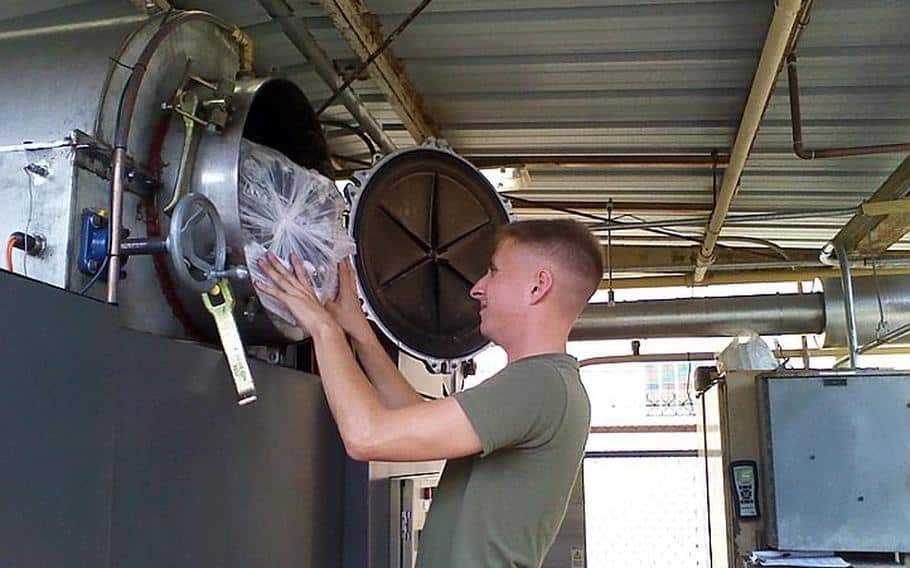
[328,260,421,409]
[351,331,423,409]
[255,253,481,462]
[312,324,481,462]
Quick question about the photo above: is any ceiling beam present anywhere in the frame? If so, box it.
[320,0,440,143]
[606,245,820,274]
[599,266,910,290]
[503,197,716,215]
[692,0,801,282]
[832,154,910,255]
[467,153,729,169]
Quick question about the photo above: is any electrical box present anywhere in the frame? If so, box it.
[699,369,910,564]
[389,473,440,568]
[759,371,910,552]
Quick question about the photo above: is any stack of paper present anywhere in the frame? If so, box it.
[750,550,852,567]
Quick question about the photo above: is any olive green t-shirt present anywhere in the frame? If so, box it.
[416,353,591,568]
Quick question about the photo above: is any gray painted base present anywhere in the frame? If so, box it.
[0,272,346,567]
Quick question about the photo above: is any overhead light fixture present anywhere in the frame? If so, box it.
[480,167,529,192]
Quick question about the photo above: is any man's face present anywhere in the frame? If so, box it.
[469,238,536,341]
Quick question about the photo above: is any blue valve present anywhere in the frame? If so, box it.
[78,209,109,275]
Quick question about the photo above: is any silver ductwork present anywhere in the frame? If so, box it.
[572,293,825,341]
[572,275,910,348]
[821,275,910,348]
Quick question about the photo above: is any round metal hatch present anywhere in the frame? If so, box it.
[347,144,511,370]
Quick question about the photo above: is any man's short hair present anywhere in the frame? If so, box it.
[497,219,604,300]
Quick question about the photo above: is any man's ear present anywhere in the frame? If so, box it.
[529,269,553,305]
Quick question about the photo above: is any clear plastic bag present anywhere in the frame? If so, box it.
[717,331,780,373]
[239,139,355,329]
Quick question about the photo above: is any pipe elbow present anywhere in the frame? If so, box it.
[793,142,814,160]
[818,242,837,266]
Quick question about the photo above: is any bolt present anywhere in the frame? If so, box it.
[87,259,99,272]
[25,163,50,177]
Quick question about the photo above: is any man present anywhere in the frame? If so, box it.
[255,218,602,567]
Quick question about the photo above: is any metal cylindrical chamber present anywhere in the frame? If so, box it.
[822,275,910,348]
[1,11,330,344]
[571,293,826,341]
[169,76,330,343]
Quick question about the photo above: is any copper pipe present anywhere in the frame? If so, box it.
[106,146,126,303]
[788,54,910,160]
[468,154,729,169]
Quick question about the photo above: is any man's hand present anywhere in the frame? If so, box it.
[325,259,373,344]
[254,252,339,338]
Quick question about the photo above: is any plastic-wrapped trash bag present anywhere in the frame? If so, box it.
[240,139,355,329]
[717,331,779,373]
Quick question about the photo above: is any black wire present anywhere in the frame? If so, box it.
[108,57,135,72]
[502,194,784,255]
[316,0,434,116]
[79,255,110,295]
[331,153,372,167]
[503,194,709,245]
[501,194,615,224]
[321,118,377,156]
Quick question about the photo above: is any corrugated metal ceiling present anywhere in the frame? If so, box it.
[3,0,910,259]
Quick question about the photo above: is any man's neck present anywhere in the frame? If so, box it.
[503,337,568,364]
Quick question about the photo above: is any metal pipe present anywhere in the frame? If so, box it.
[106,147,126,303]
[833,321,910,368]
[598,266,910,290]
[575,274,910,346]
[571,292,825,341]
[256,0,396,154]
[578,345,910,368]
[788,54,910,159]
[119,237,168,256]
[0,15,148,42]
[834,242,860,368]
[693,0,802,282]
[468,154,729,169]
[591,206,858,231]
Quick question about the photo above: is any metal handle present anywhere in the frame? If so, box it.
[167,193,227,293]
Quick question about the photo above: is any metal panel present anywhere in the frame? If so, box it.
[0,144,77,287]
[760,373,910,552]
[0,9,136,146]
[0,272,346,567]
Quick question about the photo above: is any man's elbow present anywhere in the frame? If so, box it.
[343,426,379,462]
